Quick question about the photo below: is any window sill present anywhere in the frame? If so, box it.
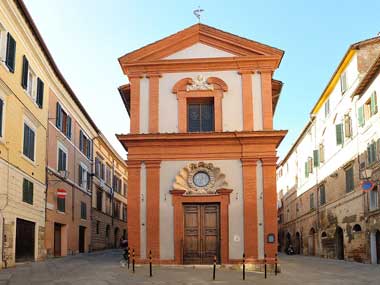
[21,154,36,166]
[57,210,66,215]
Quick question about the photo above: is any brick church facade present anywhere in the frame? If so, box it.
[117,24,286,264]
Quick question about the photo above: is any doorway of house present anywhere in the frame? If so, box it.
[295,232,301,254]
[15,218,35,262]
[308,228,316,256]
[79,226,86,253]
[335,226,344,260]
[114,227,120,248]
[54,223,62,256]
[183,203,220,264]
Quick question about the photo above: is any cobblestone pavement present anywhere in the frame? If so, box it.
[0,250,379,284]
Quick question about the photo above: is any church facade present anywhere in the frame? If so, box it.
[117,24,286,264]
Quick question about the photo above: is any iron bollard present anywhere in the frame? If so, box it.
[127,248,130,269]
[149,250,153,277]
[275,253,278,276]
[243,253,246,280]
[264,253,267,279]
[213,255,216,280]
[132,249,135,273]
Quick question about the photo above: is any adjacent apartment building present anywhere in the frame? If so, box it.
[92,134,128,250]
[277,36,380,264]
[0,0,128,267]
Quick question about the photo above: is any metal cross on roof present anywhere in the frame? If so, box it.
[193,6,204,23]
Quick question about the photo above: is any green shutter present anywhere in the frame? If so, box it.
[36,78,44,108]
[313,150,320,167]
[358,106,364,127]
[336,124,343,145]
[371,92,378,115]
[66,116,72,139]
[21,56,29,89]
[305,162,309,178]
[5,33,16,73]
[56,103,62,129]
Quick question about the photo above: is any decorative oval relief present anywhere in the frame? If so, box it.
[173,162,228,195]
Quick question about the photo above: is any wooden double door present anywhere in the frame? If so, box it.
[15,218,35,262]
[183,203,220,264]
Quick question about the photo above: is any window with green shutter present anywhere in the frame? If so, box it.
[22,178,33,205]
[371,91,378,116]
[319,184,326,205]
[5,33,16,73]
[310,193,315,210]
[81,202,87,219]
[319,143,325,163]
[305,161,309,178]
[358,106,365,127]
[345,166,354,193]
[344,114,352,138]
[23,123,35,161]
[336,124,344,145]
[313,150,320,167]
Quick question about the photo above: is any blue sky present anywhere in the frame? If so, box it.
[24,0,380,159]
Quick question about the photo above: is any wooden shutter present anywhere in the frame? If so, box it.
[87,139,91,159]
[358,106,364,127]
[21,55,29,89]
[345,167,354,192]
[29,127,35,161]
[56,102,62,129]
[313,150,319,167]
[340,72,347,93]
[336,124,343,145]
[23,124,34,160]
[66,116,72,139]
[5,33,16,73]
[78,165,83,186]
[36,78,44,108]
[79,130,84,152]
[305,161,309,178]
[308,157,313,173]
[86,172,91,190]
[371,91,378,115]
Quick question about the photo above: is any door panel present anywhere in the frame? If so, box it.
[183,204,220,264]
[16,218,35,262]
[79,226,85,253]
[54,223,62,256]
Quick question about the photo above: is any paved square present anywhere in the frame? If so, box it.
[0,250,379,284]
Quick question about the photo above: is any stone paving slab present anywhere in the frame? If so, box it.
[0,250,379,284]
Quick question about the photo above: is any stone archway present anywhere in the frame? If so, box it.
[295,232,301,254]
[285,232,291,252]
[114,227,120,248]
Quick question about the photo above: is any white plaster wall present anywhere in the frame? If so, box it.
[253,73,263,130]
[140,163,147,259]
[139,77,149,134]
[256,160,265,259]
[159,160,244,260]
[164,43,235,60]
[159,71,243,133]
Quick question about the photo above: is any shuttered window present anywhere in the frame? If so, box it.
[187,101,214,132]
[57,197,65,212]
[345,166,354,193]
[310,193,315,210]
[305,161,309,178]
[22,178,33,205]
[313,150,320,167]
[5,33,16,73]
[308,157,313,174]
[358,106,365,127]
[0,98,3,137]
[21,55,29,89]
[344,114,352,138]
[80,202,87,220]
[79,130,92,159]
[369,187,378,211]
[55,102,71,139]
[58,147,67,171]
[36,78,44,108]
[23,123,35,161]
[367,142,377,165]
[336,124,344,145]
[324,99,330,118]
[96,190,102,211]
[319,184,326,205]
[370,91,378,116]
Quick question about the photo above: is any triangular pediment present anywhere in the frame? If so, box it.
[119,23,284,64]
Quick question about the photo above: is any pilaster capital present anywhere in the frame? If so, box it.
[128,73,144,79]
[261,156,278,166]
[145,160,161,169]
[241,158,259,167]
[238,69,255,75]
[127,160,142,169]
[145,72,162,78]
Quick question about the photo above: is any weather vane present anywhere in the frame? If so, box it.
[193,6,204,23]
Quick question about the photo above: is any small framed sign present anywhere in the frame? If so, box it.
[267,233,275,243]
